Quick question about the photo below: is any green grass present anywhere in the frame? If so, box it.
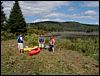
[55,37,99,61]
[1,38,99,75]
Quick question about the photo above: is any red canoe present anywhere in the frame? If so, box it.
[28,48,41,56]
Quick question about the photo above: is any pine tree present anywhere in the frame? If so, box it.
[7,1,27,34]
[1,1,6,31]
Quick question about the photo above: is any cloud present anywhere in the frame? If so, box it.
[66,14,96,19]
[2,1,14,17]
[2,1,69,17]
[33,18,50,23]
[96,22,99,25]
[2,1,14,7]
[68,6,76,11]
[32,12,97,23]
[95,20,99,25]
[83,1,99,7]
[44,12,96,20]
[84,10,97,15]
[33,18,65,23]
[19,1,69,16]
[54,18,64,22]
[2,1,98,24]
[45,12,66,18]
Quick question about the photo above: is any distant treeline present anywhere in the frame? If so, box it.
[28,21,99,32]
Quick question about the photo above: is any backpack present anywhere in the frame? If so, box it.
[39,37,44,43]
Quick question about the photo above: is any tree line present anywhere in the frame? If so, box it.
[29,21,99,32]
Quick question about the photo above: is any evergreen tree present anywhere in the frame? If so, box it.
[7,1,26,34]
[1,1,6,31]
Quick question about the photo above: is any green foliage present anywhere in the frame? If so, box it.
[25,35,38,47]
[45,37,50,44]
[29,21,99,32]
[1,31,16,40]
[26,26,47,36]
[1,38,99,75]
[7,1,26,34]
[56,37,99,61]
[30,37,38,46]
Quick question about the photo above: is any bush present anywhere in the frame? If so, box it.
[1,31,16,40]
[55,37,99,61]
[25,35,38,47]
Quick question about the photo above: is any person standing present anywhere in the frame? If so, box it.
[49,35,55,52]
[38,34,45,49]
[17,34,24,54]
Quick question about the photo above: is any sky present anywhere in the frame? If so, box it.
[2,1,99,25]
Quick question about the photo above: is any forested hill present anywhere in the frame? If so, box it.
[28,21,99,32]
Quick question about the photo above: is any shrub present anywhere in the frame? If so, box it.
[55,37,99,61]
[1,31,16,40]
[25,35,38,47]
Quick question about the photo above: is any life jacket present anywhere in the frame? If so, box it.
[39,37,44,43]
[52,38,55,44]
[50,37,55,45]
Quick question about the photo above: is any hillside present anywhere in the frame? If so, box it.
[28,21,99,32]
[1,39,99,75]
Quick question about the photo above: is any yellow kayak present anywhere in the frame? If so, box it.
[24,46,38,51]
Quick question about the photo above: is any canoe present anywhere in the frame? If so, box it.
[28,48,41,56]
[24,46,38,51]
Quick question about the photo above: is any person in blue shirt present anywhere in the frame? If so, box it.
[17,34,24,54]
[38,34,45,49]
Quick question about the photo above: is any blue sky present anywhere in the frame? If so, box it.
[2,1,99,24]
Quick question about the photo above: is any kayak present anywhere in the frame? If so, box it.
[24,46,38,51]
[28,48,41,56]
[24,48,34,51]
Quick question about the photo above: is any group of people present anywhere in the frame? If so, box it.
[38,34,55,52]
[17,34,55,54]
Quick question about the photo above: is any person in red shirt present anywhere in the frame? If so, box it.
[49,35,55,52]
